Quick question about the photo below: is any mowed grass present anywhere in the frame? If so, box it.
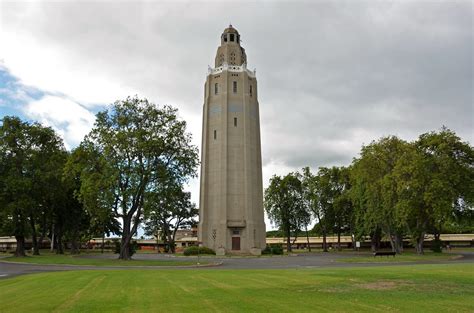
[0,264,473,312]
[339,251,462,263]
[1,253,201,267]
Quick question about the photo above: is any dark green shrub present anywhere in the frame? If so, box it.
[431,239,443,253]
[262,245,283,255]
[271,245,284,255]
[262,246,272,255]
[183,246,216,256]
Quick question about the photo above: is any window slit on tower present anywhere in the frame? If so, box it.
[234,117,237,127]
[233,81,237,93]
[250,85,252,97]
[214,83,218,95]
[214,130,217,140]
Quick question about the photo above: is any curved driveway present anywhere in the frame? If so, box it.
[1,252,473,279]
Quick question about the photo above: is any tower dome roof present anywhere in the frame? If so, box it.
[223,24,239,34]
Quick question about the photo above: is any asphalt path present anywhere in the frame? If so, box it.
[1,251,473,279]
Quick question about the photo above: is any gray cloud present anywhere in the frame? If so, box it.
[1,0,472,175]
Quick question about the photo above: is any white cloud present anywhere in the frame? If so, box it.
[0,30,136,108]
[23,95,96,148]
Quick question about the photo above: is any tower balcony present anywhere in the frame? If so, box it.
[208,62,256,78]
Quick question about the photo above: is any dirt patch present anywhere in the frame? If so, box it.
[357,280,413,290]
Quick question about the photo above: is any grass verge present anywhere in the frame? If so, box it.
[0,264,473,312]
[338,251,462,263]
[0,253,203,267]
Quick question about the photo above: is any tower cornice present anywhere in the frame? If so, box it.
[207,62,256,78]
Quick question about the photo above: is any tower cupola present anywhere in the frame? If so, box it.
[221,24,240,45]
[215,24,247,67]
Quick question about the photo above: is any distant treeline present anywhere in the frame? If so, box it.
[264,127,473,254]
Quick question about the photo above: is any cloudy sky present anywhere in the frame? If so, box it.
[1,0,472,228]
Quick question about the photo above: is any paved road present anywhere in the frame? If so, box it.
[1,252,473,279]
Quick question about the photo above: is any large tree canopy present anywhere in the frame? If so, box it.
[0,116,66,256]
[144,180,197,253]
[265,173,308,252]
[394,128,474,254]
[351,136,410,253]
[78,96,199,259]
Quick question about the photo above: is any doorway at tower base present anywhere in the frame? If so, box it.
[215,248,262,256]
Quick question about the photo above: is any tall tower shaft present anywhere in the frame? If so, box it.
[198,25,266,255]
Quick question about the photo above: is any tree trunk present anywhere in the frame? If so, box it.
[29,217,40,255]
[291,230,299,247]
[171,227,180,254]
[370,230,381,252]
[70,240,80,254]
[15,235,26,257]
[119,217,132,260]
[305,226,311,252]
[286,225,292,252]
[38,213,47,251]
[167,227,174,254]
[101,231,105,254]
[397,234,404,254]
[161,221,169,253]
[119,234,131,260]
[70,230,80,255]
[322,225,328,252]
[337,231,341,251]
[56,228,64,254]
[388,233,401,254]
[50,224,55,252]
[415,233,425,254]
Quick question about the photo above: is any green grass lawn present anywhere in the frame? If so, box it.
[0,264,473,312]
[339,251,462,263]
[0,253,203,267]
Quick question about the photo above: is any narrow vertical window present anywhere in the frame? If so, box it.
[214,130,217,140]
[214,83,218,95]
[250,85,252,97]
[234,117,237,127]
[230,34,235,42]
[233,81,237,93]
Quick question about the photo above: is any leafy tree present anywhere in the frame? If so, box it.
[264,173,308,252]
[313,167,338,252]
[64,146,121,253]
[0,116,66,256]
[350,136,409,253]
[394,128,474,254]
[144,181,197,253]
[78,96,198,260]
[332,166,353,250]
